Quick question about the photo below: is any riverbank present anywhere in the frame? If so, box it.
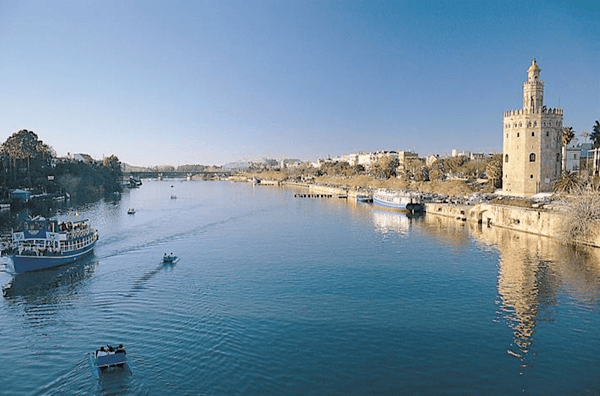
[239,177,600,249]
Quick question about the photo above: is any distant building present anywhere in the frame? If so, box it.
[279,159,302,168]
[575,142,593,171]
[470,152,487,162]
[11,189,31,202]
[72,153,94,163]
[565,142,581,172]
[397,151,419,164]
[353,151,398,167]
[502,60,563,197]
[425,154,439,167]
[452,149,470,158]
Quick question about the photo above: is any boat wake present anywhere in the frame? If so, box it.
[128,264,166,296]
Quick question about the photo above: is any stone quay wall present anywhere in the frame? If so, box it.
[425,203,599,248]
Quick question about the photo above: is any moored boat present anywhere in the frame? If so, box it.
[127,207,135,214]
[355,194,372,203]
[373,189,423,211]
[7,216,98,273]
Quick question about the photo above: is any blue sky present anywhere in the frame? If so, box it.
[0,0,598,166]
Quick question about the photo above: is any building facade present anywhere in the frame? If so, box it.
[502,60,563,196]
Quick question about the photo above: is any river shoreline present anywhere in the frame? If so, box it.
[238,178,600,249]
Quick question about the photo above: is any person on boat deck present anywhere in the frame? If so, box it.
[96,346,107,357]
[116,344,126,354]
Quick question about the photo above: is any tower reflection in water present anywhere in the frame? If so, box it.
[473,224,600,362]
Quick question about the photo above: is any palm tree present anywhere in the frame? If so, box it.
[561,126,575,172]
[590,120,600,148]
[553,171,581,194]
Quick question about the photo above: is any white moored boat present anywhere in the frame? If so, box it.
[373,189,422,212]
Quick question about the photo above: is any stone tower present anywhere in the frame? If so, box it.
[502,60,563,196]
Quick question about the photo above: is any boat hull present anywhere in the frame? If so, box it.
[373,192,423,212]
[373,196,409,210]
[12,240,96,273]
[88,353,132,379]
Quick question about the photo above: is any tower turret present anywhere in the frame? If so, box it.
[523,59,544,112]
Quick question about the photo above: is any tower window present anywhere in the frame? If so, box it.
[517,133,520,137]
[532,132,535,137]
[546,132,549,136]
[505,154,509,163]
[530,175,534,178]
[529,153,536,162]
[556,153,560,162]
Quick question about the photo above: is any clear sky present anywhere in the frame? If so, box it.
[0,0,598,166]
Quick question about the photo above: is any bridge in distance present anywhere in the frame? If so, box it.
[124,170,232,180]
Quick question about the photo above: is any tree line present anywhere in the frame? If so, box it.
[0,129,123,201]
[277,154,503,186]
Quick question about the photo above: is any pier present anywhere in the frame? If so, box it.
[294,193,348,199]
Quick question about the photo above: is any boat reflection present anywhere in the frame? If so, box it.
[2,254,97,302]
[371,210,420,236]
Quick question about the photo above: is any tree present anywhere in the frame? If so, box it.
[370,155,398,179]
[561,126,575,172]
[0,129,55,187]
[445,156,468,176]
[401,158,429,181]
[485,154,503,188]
[591,120,600,148]
[553,171,582,194]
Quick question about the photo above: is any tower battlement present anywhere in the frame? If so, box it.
[503,108,563,117]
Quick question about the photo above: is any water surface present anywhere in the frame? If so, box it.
[1,180,599,395]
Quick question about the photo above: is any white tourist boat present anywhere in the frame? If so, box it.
[7,216,98,273]
[373,189,422,211]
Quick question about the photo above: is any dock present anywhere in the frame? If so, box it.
[294,193,348,199]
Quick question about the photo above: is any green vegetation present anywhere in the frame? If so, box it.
[0,129,123,201]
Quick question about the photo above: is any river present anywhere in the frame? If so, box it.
[1,180,599,395]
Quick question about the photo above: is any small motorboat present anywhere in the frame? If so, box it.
[88,344,132,378]
[162,253,180,264]
[127,208,135,214]
[170,195,177,199]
